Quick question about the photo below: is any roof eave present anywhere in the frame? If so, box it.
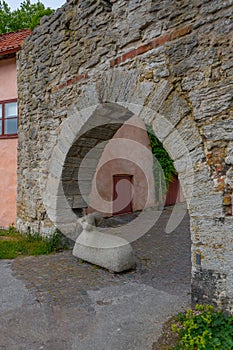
[0,47,19,57]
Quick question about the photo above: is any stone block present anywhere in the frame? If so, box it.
[160,91,191,127]
[152,114,173,142]
[174,147,205,174]
[57,134,73,156]
[163,129,189,161]
[49,157,64,178]
[202,119,233,141]
[189,193,223,218]
[129,81,154,106]
[136,106,156,125]
[119,102,143,117]
[180,167,217,203]
[74,106,98,130]
[118,70,142,104]
[190,83,232,121]
[146,79,173,112]
[176,117,202,152]
[73,213,136,272]
[73,231,136,272]
[60,119,78,141]
[181,71,205,91]
[75,85,99,111]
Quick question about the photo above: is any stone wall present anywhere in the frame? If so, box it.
[17,0,233,310]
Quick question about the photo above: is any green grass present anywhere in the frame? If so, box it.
[0,228,68,259]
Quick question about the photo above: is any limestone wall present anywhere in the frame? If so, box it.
[17,0,233,310]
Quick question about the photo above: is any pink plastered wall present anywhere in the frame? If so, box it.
[0,57,17,100]
[0,138,17,227]
[0,57,17,227]
[88,116,156,216]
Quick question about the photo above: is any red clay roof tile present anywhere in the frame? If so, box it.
[0,29,31,55]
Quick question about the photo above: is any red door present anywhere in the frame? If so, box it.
[113,175,133,215]
[165,174,180,206]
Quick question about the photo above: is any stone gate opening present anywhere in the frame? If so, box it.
[17,0,233,311]
[54,101,192,296]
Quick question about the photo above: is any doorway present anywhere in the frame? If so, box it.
[113,175,133,215]
[165,174,180,206]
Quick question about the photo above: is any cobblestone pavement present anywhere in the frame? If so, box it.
[0,206,191,350]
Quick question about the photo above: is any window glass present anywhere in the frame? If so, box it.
[0,101,18,136]
[5,102,17,118]
[5,118,17,135]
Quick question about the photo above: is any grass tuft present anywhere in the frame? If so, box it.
[0,227,69,259]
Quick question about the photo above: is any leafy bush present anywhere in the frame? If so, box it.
[0,0,54,33]
[172,304,233,350]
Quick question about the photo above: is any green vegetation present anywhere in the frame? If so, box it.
[172,304,233,349]
[147,126,176,199]
[0,226,68,259]
[0,0,54,33]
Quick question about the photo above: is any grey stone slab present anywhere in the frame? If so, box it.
[0,261,35,312]
[72,283,188,350]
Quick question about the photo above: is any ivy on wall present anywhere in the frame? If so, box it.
[147,127,177,200]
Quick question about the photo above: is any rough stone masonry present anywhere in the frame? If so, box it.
[17,0,233,310]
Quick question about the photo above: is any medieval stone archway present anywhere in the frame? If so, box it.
[17,0,233,310]
[44,75,196,238]
[41,72,211,306]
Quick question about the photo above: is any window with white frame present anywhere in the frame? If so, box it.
[0,100,18,137]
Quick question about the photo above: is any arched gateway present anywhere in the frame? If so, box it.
[17,0,233,311]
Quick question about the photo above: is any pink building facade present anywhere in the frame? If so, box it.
[87,116,183,217]
[88,116,156,216]
[0,30,31,228]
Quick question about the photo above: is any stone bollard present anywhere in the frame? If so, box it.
[72,212,136,272]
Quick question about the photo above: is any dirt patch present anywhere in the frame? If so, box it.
[152,317,178,350]
[0,236,18,241]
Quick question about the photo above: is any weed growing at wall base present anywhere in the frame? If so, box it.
[172,304,233,349]
[0,228,69,259]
